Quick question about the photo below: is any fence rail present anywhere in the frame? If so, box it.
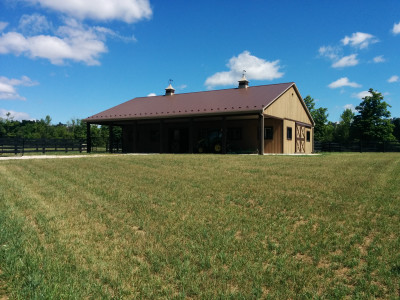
[314,141,400,152]
[0,138,86,155]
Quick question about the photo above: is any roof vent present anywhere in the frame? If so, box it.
[165,79,175,96]
[238,71,249,89]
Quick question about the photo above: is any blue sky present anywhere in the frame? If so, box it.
[0,0,399,124]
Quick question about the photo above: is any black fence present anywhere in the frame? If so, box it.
[0,138,86,155]
[314,141,400,152]
[89,137,122,153]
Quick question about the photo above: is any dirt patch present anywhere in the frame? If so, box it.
[317,259,330,269]
[331,249,343,256]
[295,253,313,264]
[356,232,375,256]
[293,218,308,230]
[234,230,242,241]
[335,267,350,278]
[132,226,146,235]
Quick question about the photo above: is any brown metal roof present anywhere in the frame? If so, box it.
[84,82,295,123]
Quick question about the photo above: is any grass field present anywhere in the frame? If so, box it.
[0,153,399,299]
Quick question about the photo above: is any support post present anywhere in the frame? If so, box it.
[109,125,114,153]
[221,116,227,154]
[189,118,194,154]
[159,120,164,153]
[312,127,314,153]
[259,114,264,155]
[133,121,138,153]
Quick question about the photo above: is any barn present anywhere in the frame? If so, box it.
[83,77,314,154]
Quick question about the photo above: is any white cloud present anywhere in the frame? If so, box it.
[25,0,152,23]
[0,22,8,32]
[0,75,39,100]
[318,45,339,60]
[344,104,356,112]
[388,75,399,83]
[0,108,31,121]
[19,14,51,34]
[393,22,400,35]
[93,26,136,42]
[332,54,359,68]
[0,20,108,65]
[0,75,38,87]
[341,32,378,49]
[205,51,284,88]
[373,55,385,63]
[147,93,156,97]
[328,77,361,89]
[353,91,372,99]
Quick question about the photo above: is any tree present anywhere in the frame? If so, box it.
[67,118,86,139]
[303,95,330,141]
[303,95,315,113]
[0,117,5,137]
[352,88,395,142]
[334,108,355,143]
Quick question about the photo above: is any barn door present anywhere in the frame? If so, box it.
[295,124,305,153]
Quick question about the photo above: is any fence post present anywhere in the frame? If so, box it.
[22,139,25,156]
[14,139,18,155]
[42,139,46,154]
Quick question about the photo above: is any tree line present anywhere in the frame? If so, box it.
[0,113,117,147]
[305,88,400,143]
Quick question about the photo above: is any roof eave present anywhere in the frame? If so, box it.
[83,109,263,124]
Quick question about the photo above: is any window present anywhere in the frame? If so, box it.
[227,127,242,140]
[306,131,311,142]
[264,127,273,140]
[287,127,292,140]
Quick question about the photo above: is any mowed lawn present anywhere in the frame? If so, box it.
[0,153,399,299]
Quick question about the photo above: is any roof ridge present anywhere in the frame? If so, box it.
[134,82,295,99]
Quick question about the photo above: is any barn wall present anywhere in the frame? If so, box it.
[263,118,282,153]
[264,87,313,125]
[192,118,259,153]
[122,126,131,152]
[227,119,258,153]
[120,116,260,154]
[283,119,295,154]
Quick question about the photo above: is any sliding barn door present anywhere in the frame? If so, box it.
[295,124,305,153]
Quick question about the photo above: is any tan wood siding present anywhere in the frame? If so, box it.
[264,118,282,153]
[305,128,313,154]
[264,87,313,125]
[283,119,295,154]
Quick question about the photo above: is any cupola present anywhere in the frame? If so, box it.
[165,80,175,96]
[238,71,249,89]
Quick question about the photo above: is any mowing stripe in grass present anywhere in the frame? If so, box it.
[0,153,399,298]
